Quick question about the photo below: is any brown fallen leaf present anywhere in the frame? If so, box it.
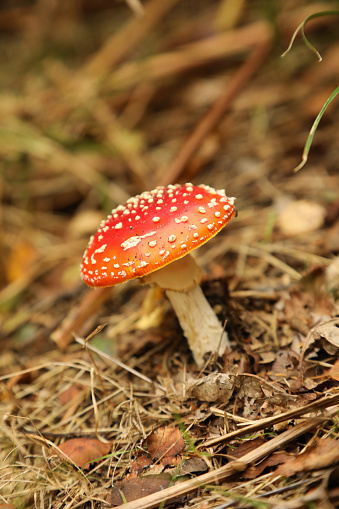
[6,239,38,282]
[243,451,292,479]
[309,318,339,355]
[276,437,339,477]
[144,427,185,464]
[53,438,111,469]
[130,456,153,475]
[7,366,35,390]
[178,456,208,475]
[269,350,300,382]
[226,437,266,461]
[58,384,84,404]
[283,289,314,330]
[107,474,173,505]
[58,384,87,424]
[328,359,339,381]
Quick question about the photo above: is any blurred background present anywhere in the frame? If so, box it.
[1,0,339,354]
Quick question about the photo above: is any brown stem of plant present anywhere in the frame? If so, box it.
[159,41,270,187]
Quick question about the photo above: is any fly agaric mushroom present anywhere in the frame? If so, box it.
[81,183,235,367]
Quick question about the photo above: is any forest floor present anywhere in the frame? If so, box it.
[1,1,339,508]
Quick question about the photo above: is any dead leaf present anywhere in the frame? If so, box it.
[225,436,290,479]
[178,456,208,475]
[7,365,36,390]
[258,351,276,364]
[276,199,326,236]
[144,427,184,464]
[6,240,38,282]
[310,319,339,354]
[283,266,335,336]
[54,438,111,469]
[277,438,339,477]
[58,384,84,404]
[107,474,173,505]
[269,350,300,381]
[245,451,292,479]
[187,373,235,403]
[227,437,266,461]
[58,384,87,423]
[235,374,265,401]
[328,359,339,381]
[283,289,314,330]
[130,455,153,475]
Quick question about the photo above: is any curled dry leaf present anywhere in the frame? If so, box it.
[144,427,185,464]
[277,438,339,477]
[54,438,111,469]
[187,373,290,405]
[235,374,267,401]
[309,318,339,355]
[187,373,235,403]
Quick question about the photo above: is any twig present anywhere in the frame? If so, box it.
[201,392,339,449]
[113,412,335,509]
[50,287,112,349]
[159,41,270,186]
[83,0,181,75]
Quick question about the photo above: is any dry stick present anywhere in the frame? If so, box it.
[84,0,181,75]
[50,287,112,350]
[201,392,339,449]
[109,21,270,91]
[159,41,270,187]
[112,412,335,509]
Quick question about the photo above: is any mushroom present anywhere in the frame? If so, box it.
[81,183,235,367]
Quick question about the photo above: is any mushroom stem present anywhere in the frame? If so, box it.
[142,254,231,367]
[165,285,230,367]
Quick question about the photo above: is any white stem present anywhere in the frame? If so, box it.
[166,285,230,367]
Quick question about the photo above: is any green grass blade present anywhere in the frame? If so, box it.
[295,86,339,172]
[282,10,339,61]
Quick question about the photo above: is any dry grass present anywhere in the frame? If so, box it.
[1,0,339,508]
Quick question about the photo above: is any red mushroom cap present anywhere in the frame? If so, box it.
[81,183,235,288]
